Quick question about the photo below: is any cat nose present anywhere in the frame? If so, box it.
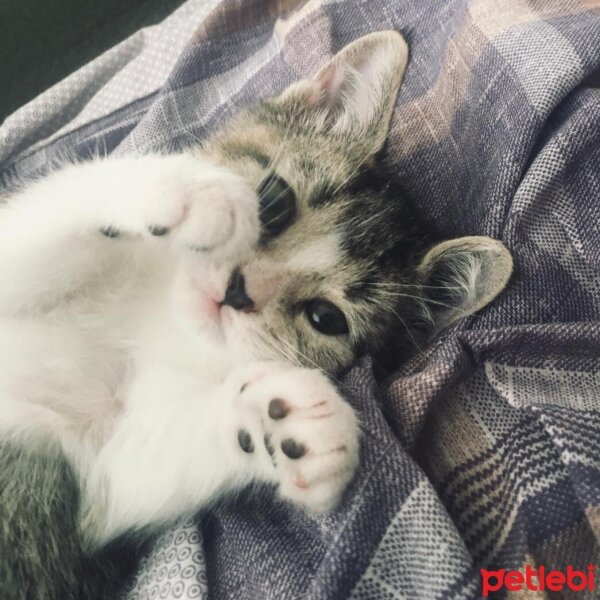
[222,269,255,311]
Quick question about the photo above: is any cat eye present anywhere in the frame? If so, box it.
[304,299,349,336]
[258,174,296,238]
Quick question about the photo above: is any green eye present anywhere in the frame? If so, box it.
[304,299,349,336]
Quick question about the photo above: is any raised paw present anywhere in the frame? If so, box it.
[99,154,260,265]
[232,364,359,513]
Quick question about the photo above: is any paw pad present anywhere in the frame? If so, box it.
[293,475,309,489]
[149,225,169,236]
[188,244,214,253]
[281,439,306,460]
[237,429,254,453]
[268,398,289,420]
[100,226,120,238]
[263,433,275,457]
[232,364,359,512]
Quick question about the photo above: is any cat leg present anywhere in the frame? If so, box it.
[0,153,258,312]
[80,362,359,547]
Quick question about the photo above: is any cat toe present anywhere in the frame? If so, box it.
[168,174,259,264]
[233,363,359,512]
[99,226,121,238]
[148,225,169,237]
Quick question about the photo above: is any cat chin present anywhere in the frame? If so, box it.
[220,308,266,363]
[220,306,248,347]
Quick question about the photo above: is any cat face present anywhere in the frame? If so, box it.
[193,32,512,374]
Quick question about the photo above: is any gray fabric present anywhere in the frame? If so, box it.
[2,0,600,598]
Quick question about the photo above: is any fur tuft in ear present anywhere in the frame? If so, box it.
[417,236,513,332]
[276,31,409,157]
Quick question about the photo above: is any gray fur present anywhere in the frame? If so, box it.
[205,32,511,371]
[0,439,80,599]
[0,439,143,599]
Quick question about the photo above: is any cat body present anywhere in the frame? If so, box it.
[0,32,512,598]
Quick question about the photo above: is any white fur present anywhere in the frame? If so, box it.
[0,153,359,548]
[285,234,341,272]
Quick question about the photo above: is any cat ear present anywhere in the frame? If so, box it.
[417,236,513,332]
[276,31,409,156]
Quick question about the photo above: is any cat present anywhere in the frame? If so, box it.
[0,31,512,599]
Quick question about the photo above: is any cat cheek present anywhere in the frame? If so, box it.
[242,262,289,313]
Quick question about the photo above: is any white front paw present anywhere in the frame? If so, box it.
[146,169,259,264]
[232,364,360,512]
[102,154,260,264]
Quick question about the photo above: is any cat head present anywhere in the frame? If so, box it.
[194,31,512,374]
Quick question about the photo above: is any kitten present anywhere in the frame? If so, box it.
[0,32,512,598]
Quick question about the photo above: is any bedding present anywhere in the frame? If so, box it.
[1,0,600,598]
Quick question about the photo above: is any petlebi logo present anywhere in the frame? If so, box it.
[481,565,597,596]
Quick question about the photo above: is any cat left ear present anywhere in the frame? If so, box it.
[417,236,513,332]
[277,31,409,156]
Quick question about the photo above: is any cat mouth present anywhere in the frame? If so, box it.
[192,270,257,330]
[197,296,223,324]
[220,303,257,315]
[219,304,257,324]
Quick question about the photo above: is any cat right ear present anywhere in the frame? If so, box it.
[275,31,409,157]
[417,236,513,333]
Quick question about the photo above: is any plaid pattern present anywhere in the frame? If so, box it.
[2,0,600,598]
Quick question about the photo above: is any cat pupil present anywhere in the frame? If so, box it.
[258,174,296,238]
[304,299,349,336]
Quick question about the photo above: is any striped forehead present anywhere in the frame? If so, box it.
[284,234,342,272]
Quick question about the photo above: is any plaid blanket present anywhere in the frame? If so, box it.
[2,0,600,598]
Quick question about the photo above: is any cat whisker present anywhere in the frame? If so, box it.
[375,281,466,291]
[373,288,465,313]
[271,332,346,386]
[328,152,373,198]
[266,122,295,174]
[284,339,320,370]
[255,327,298,366]
[386,304,424,352]
[180,121,205,147]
